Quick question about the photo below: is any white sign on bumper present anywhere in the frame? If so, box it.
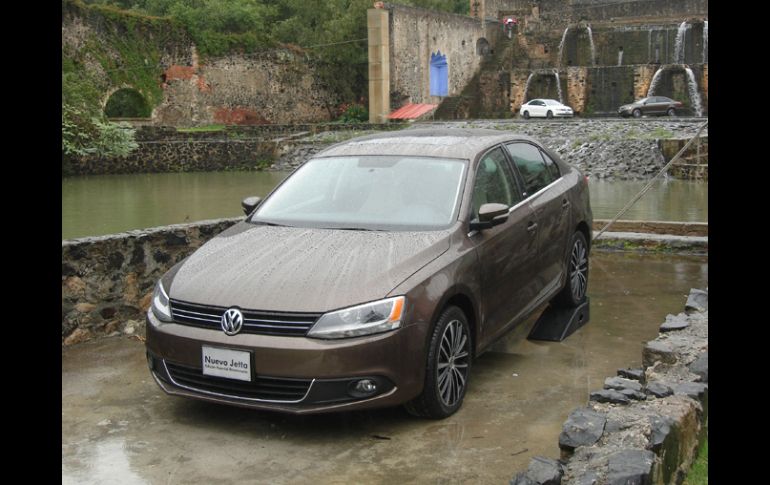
[202,346,252,382]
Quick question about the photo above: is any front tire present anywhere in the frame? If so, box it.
[405,306,471,419]
[522,110,530,119]
[667,108,676,116]
[632,108,642,118]
[553,231,589,308]
[546,110,553,119]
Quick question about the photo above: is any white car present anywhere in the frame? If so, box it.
[520,99,574,119]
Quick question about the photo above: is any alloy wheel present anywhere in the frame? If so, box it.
[437,319,469,407]
[569,238,588,302]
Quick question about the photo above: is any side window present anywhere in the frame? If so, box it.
[540,150,561,180]
[471,147,521,219]
[505,143,554,195]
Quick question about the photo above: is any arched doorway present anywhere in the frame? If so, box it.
[476,38,490,56]
[104,88,151,118]
[430,51,448,97]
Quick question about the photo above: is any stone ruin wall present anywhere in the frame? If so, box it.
[62,2,338,127]
[387,3,499,107]
[155,51,339,126]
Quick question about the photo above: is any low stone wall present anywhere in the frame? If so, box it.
[61,218,240,344]
[66,124,406,176]
[511,289,708,484]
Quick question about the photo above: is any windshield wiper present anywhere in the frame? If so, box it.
[252,220,293,228]
[320,227,384,232]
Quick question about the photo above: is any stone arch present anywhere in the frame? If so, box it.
[646,64,704,116]
[524,70,564,104]
[476,38,490,56]
[103,87,151,119]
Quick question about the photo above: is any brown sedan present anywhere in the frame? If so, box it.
[146,128,593,418]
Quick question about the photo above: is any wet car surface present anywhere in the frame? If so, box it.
[146,128,593,418]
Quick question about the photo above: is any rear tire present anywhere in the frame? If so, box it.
[553,231,589,308]
[546,110,553,119]
[632,109,642,118]
[405,306,472,419]
[522,111,530,119]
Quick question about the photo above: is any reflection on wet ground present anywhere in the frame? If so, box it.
[62,251,707,484]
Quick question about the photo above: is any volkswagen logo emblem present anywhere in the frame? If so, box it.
[221,308,243,336]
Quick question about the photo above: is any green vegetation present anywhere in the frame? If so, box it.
[104,88,152,118]
[684,438,708,485]
[62,104,139,175]
[335,103,369,123]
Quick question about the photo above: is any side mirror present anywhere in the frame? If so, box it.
[470,203,509,231]
[241,196,262,216]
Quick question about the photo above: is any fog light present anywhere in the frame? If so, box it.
[356,380,377,393]
[348,379,378,398]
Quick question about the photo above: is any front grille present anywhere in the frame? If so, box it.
[169,299,321,337]
[165,361,313,402]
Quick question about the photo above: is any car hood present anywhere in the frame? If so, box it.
[168,222,452,313]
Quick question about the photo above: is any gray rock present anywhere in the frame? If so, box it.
[509,473,537,485]
[688,352,708,383]
[648,415,675,449]
[685,288,708,314]
[660,313,689,332]
[526,456,563,485]
[617,368,644,381]
[572,471,599,485]
[645,381,673,398]
[619,388,646,401]
[643,340,677,366]
[674,382,708,401]
[605,377,643,392]
[607,449,655,485]
[559,408,607,450]
[590,389,631,405]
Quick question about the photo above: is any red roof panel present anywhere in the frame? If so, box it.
[388,103,437,120]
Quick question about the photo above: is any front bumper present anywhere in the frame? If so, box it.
[145,311,429,414]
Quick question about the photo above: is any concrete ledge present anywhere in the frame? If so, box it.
[512,289,708,485]
[592,220,708,237]
[594,231,708,254]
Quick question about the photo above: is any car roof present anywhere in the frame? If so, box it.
[316,128,542,160]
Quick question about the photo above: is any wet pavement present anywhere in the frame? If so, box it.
[62,251,708,484]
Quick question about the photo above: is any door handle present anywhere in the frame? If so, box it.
[527,222,538,233]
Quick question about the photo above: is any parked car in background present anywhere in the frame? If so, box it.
[618,96,683,118]
[146,129,593,419]
[520,99,574,119]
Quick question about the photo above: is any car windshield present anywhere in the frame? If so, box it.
[251,156,468,231]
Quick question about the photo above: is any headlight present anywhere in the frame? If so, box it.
[151,280,173,323]
[307,296,405,339]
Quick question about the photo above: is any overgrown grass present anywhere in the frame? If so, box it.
[684,438,708,485]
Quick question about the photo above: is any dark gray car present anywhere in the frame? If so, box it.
[146,128,593,418]
[618,96,684,117]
